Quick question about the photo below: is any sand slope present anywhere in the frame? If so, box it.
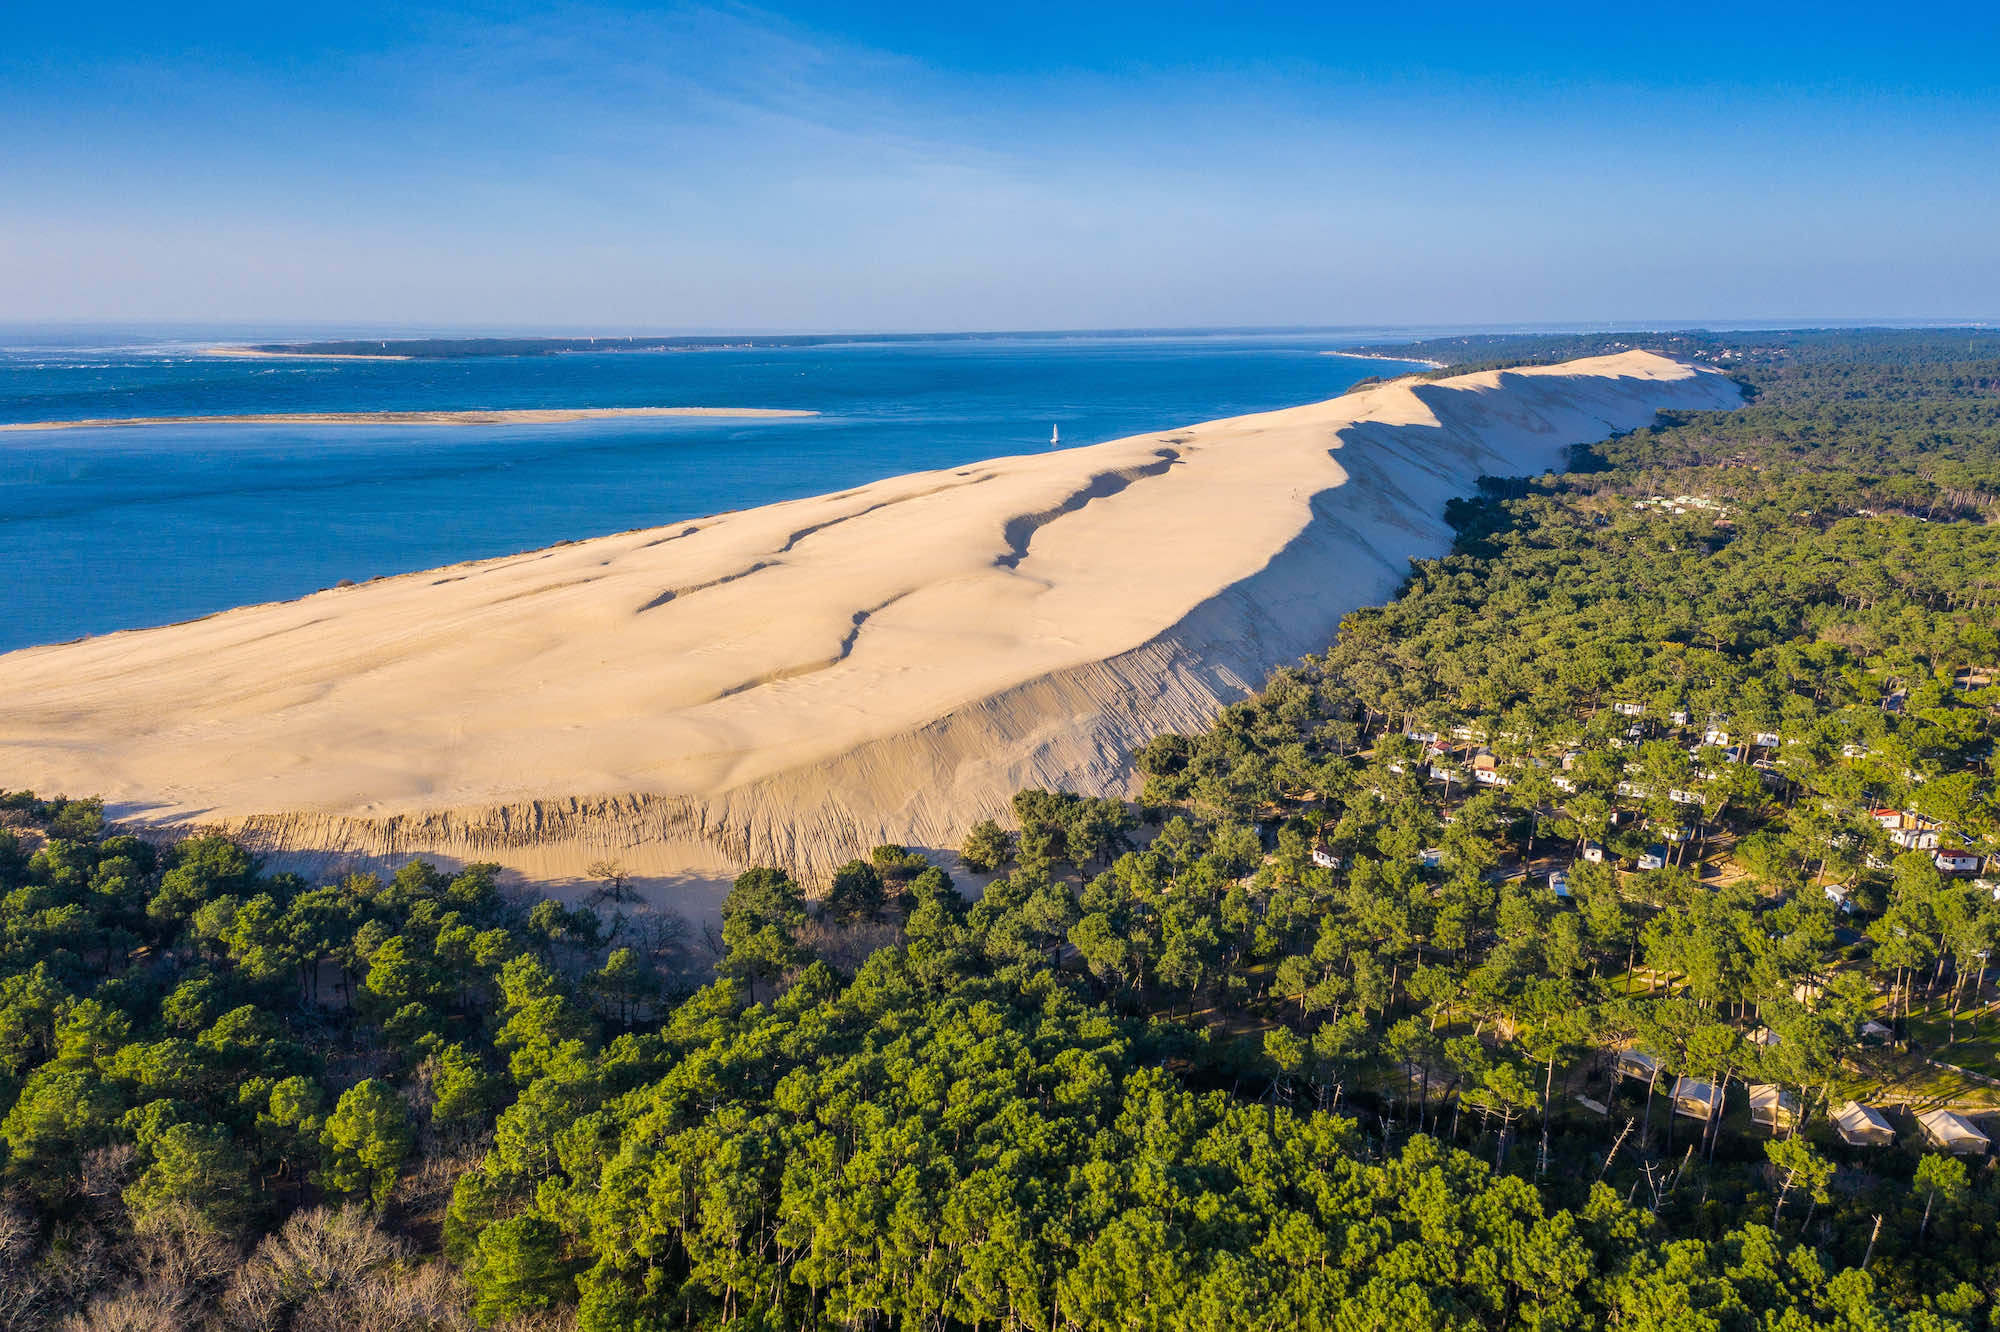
[0,352,1741,892]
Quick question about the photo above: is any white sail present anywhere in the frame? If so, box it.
[1050,424,1059,446]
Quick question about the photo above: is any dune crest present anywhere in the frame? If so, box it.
[0,352,1742,892]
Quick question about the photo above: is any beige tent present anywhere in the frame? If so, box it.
[1918,1109,1991,1156]
[1831,1101,1896,1148]
[1672,1076,1722,1121]
[1748,1083,1798,1130]
[1616,1049,1661,1083]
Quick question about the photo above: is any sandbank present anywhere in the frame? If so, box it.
[0,407,817,432]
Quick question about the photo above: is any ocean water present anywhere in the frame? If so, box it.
[0,331,1422,652]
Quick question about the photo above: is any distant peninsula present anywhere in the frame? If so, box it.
[205,328,1435,361]
[0,406,817,432]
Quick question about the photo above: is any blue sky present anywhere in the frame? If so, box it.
[5,1,1998,329]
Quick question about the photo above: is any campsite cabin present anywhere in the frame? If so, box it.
[1311,846,1342,871]
[1613,701,1644,717]
[1747,1026,1781,1050]
[1936,849,1984,876]
[1547,870,1572,900]
[1753,731,1781,748]
[1417,848,1442,870]
[1831,1101,1896,1148]
[1748,1083,1798,1131]
[1859,1020,1894,1046]
[1870,808,1903,829]
[1671,1076,1722,1122]
[1824,883,1856,914]
[1582,842,1606,864]
[1918,1109,1991,1156]
[1893,827,1941,851]
[1702,727,1731,747]
[1615,1049,1661,1085]
[1670,709,1690,726]
[1637,845,1668,871]
[1406,728,1441,746]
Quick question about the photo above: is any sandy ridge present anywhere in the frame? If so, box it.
[0,407,816,432]
[0,352,1744,897]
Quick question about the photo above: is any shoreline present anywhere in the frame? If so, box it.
[0,406,819,432]
[1325,350,1448,369]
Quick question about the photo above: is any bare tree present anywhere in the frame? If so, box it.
[60,1205,234,1332]
[584,859,634,905]
[224,1205,479,1332]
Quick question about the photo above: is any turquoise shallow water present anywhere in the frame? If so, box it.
[0,331,1421,652]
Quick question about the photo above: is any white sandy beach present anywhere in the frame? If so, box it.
[0,406,815,431]
[0,352,1741,897]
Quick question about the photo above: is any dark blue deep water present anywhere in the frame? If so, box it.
[0,331,1422,651]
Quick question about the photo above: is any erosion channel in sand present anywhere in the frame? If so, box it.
[0,351,1743,904]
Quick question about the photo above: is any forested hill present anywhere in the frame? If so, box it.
[5,329,2000,1330]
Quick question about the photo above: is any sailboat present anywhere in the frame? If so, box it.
[1050,424,1060,447]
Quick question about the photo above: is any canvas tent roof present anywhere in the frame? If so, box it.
[1615,1048,1660,1079]
[1831,1100,1895,1147]
[1918,1109,1991,1155]
[1671,1076,1721,1118]
[1748,1083,1798,1125]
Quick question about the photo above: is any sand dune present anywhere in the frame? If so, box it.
[0,406,814,431]
[0,351,1742,896]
